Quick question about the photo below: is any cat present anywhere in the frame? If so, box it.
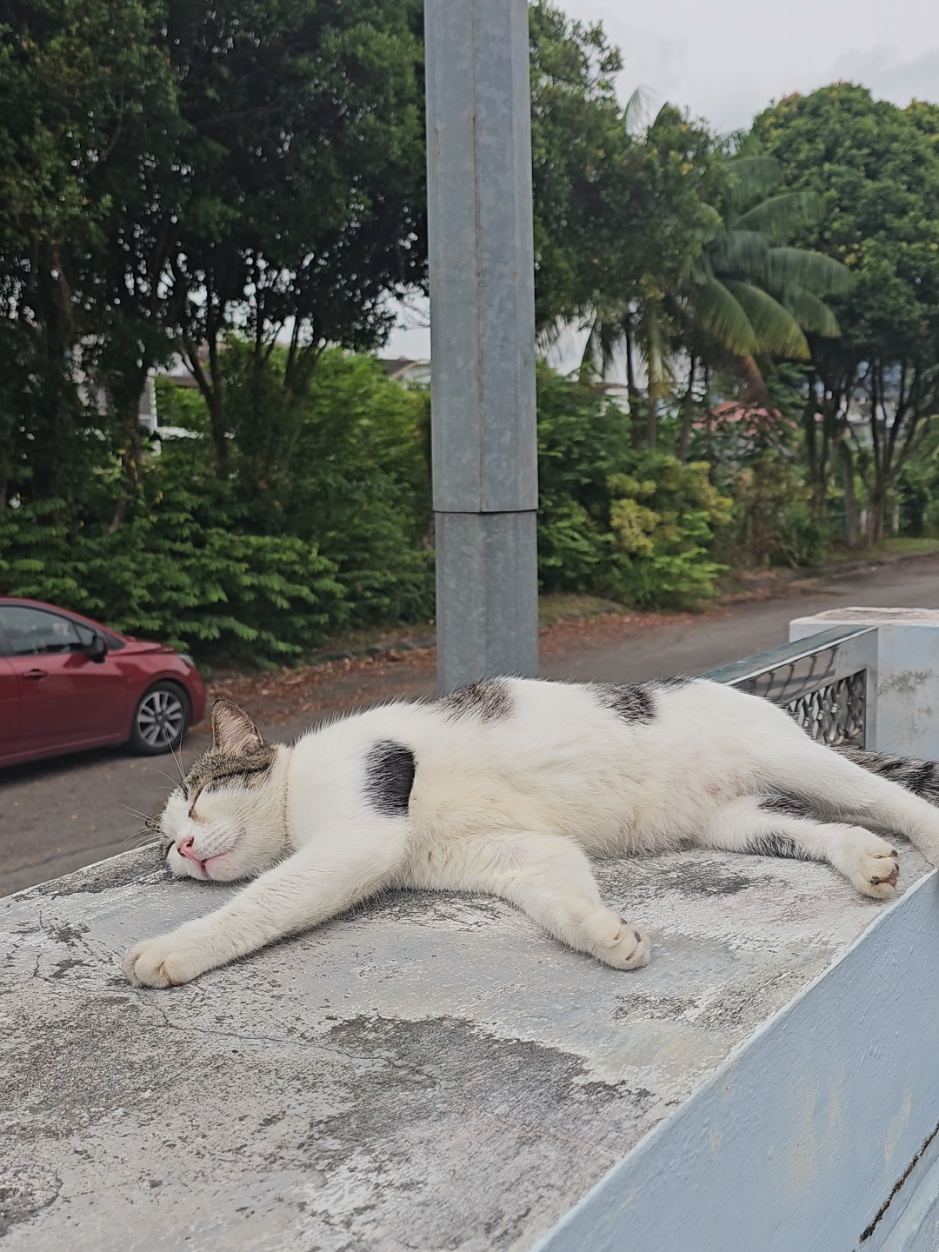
[122,676,939,989]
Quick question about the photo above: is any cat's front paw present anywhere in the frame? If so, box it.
[584,909,651,970]
[123,929,207,988]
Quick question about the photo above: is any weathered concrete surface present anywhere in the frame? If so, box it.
[2,839,932,1251]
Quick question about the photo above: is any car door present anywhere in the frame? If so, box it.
[0,652,21,760]
[0,605,128,752]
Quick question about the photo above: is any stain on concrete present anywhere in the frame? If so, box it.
[0,1163,61,1238]
[656,859,755,897]
[879,671,933,697]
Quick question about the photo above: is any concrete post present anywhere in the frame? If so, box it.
[424,0,539,692]
[790,608,939,759]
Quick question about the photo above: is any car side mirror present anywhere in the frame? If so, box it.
[89,634,108,663]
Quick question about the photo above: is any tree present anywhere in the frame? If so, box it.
[164,0,427,471]
[754,85,939,544]
[528,6,723,449]
[0,0,178,511]
[682,145,854,406]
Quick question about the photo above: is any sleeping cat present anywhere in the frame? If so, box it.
[123,676,939,989]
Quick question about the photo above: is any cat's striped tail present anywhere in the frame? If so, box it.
[837,747,939,804]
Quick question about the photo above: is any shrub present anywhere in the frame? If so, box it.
[536,367,732,605]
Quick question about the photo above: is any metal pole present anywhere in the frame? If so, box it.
[425,0,539,693]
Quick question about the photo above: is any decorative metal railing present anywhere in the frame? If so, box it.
[701,625,878,749]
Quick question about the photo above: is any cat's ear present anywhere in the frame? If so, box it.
[211,699,265,756]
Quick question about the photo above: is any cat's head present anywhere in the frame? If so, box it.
[151,699,289,882]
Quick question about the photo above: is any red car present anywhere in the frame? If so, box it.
[0,597,206,768]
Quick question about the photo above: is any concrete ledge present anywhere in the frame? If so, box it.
[538,867,939,1252]
[2,835,934,1250]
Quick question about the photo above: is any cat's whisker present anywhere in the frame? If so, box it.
[142,766,184,788]
[120,805,151,823]
[169,742,186,784]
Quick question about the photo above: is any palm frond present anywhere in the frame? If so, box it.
[765,247,856,297]
[708,229,771,278]
[624,85,656,136]
[724,280,811,359]
[725,155,782,209]
[689,276,759,356]
[733,191,822,241]
[781,287,841,337]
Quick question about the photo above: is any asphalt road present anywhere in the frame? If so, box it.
[4,554,939,897]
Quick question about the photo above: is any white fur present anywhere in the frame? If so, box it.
[123,678,939,988]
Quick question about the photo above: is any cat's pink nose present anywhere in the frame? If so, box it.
[177,836,200,864]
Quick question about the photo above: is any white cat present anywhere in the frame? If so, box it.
[123,676,939,988]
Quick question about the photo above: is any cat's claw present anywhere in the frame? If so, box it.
[846,834,900,900]
[584,910,650,970]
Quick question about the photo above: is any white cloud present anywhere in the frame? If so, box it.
[557,0,939,132]
[385,3,939,357]
[827,46,939,106]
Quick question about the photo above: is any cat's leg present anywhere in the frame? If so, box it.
[699,794,900,899]
[754,731,939,866]
[123,820,409,988]
[414,830,650,970]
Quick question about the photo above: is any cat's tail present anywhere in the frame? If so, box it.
[836,746,939,804]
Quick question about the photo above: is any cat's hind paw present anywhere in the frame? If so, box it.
[584,910,650,970]
[848,836,900,900]
[122,929,207,989]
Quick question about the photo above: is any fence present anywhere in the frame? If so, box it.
[702,623,878,748]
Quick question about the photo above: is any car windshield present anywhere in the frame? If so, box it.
[0,606,86,655]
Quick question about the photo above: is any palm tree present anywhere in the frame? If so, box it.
[683,146,855,402]
[577,135,855,446]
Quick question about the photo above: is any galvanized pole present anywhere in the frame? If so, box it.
[424,0,539,693]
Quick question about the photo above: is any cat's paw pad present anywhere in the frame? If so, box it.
[122,933,204,989]
[848,836,900,899]
[585,910,650,970]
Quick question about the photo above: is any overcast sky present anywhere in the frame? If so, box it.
[386,0,939,360]
[558,0,939,135]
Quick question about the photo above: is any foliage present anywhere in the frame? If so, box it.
[529,7,718,338]
[682,144,854,399]
[166,0,427,466]
[0,0,180,508]
[220,348,434,626]
[0,476,346,665]
[0,351,433,664]
[0,0,428,511]
[536,367,731,605]
[753,85,939,543]
[10,0,939,655]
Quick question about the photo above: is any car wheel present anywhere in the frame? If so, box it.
[129,681,191,755]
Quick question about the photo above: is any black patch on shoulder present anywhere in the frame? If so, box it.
[748,832,804,860]
[595,683,656,724]
[364,741,416,817]
[439,678,513,723]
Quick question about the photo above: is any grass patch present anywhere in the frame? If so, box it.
[820,537,939,565]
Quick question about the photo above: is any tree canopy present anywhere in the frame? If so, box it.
[753,84,939,540]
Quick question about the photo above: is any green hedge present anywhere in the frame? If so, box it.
[0,356,738,665]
